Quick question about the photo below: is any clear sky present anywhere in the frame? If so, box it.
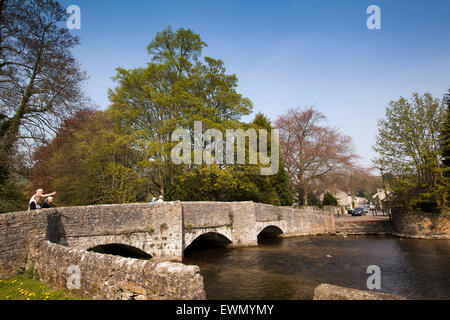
[59,0,450,166]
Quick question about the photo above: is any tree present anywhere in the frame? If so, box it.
[108,26,252,199]
[56,111,148,206]
[442,88,450,178]
[347,166,379,200]
[29,108,96,198]
[322,192,338,206]
[170,113,285,205]
[275,107,356,205]
[30,110,149,206]
[0,171,27,213]
[0,0,87,203]
[373,93,447,212]
[252,112,293,206]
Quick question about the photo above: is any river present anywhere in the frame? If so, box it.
[184,235,450,300]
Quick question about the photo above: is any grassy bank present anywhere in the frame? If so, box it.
[0,271,88,300]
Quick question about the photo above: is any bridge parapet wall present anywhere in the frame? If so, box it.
[26,239,205,300]
[0,202,183,278]
[181,201,258,248]
[52,202,183,261]
[0,210,51,278]
[254,203,336,236]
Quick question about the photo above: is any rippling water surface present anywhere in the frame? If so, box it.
[184,235,450,300]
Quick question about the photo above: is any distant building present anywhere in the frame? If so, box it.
[372,188,389,210]
[319,189,352,208]
[353,196,369,208]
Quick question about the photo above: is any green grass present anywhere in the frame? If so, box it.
[0,275,88,300]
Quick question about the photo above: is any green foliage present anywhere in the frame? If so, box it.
[253,112,292,206]
[442,89,450,176]
[16,265,39,280]
[0,173,28,213]
[373,93,448,212]
[271,161,293,206]
[172,164,271,203]
[22,28,295,209]
[322,192,338,206]
[37,110,149,206]
[108,26,252,200]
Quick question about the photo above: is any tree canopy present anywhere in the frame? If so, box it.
[373,92,448,212]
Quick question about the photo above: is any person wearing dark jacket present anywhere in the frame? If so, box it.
[29,195,42,210]
[42,196,56,208]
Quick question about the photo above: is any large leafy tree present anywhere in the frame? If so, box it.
[108,26,252,199]
[373,93,447,211]
[36,110,148,206]
[29,108,96,199]
[171,113,284,205]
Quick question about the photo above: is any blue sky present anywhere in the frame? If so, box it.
[59,0,450,166]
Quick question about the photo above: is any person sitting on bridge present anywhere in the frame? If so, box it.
[28,188,56,211]
[29,195,42,210]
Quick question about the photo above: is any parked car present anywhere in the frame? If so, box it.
[351,207,366,216]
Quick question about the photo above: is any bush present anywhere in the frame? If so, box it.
[322,192,338,206]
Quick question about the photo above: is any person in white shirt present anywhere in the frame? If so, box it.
[28,188,56,211]
[156,195,163,203]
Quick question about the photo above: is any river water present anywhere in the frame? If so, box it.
[184,235,450,300]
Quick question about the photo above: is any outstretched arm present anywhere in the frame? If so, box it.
[41,192,56,198]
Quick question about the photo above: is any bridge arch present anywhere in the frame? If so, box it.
[87,243,152,260]
[184,232,232,256]
[257,225,284,240]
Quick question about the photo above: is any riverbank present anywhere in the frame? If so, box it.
[335,216,393,235]
[392,211,450,239]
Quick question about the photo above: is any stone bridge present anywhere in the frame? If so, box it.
[0,201,335,299]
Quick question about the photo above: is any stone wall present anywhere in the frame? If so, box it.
[313,284,406,300]
[0,210,50,278]
[254,203,336,236]
[322,206,348,217]
[335,219,393,235]
[392,211,450,239]
[26,239,205,300]
[182,201,259,248]
[55,202,184,261]
[0,202,184,278]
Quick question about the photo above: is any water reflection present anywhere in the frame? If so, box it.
[183,235,450,300]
